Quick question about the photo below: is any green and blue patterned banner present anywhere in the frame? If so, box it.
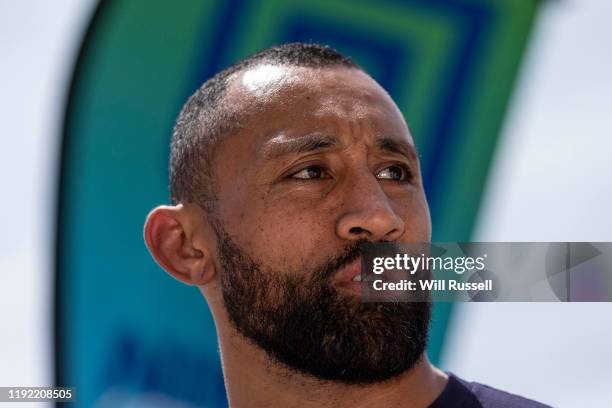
[56,1,540,406]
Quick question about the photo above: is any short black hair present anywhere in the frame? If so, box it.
[169,42,358,211]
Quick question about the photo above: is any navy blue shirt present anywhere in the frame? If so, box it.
[429,374,551,407]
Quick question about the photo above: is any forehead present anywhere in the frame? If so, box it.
[223,65,412,144]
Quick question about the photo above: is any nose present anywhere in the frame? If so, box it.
[335,173,405,242]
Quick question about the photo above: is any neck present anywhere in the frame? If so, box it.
[214,315,448,408]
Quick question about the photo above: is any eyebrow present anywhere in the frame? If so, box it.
[259,133,418,162]
[376,137,418,161]
[260,133,341,160]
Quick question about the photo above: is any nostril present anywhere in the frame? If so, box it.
[349,227,366,235]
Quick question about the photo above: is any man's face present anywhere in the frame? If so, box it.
[208,65,432,383]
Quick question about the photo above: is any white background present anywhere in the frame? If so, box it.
[443,1,612,406]
[0,1,96,406]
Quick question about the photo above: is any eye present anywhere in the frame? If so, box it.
[376,165,412,182]
[288,165,329,180]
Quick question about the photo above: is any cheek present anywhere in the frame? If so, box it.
[393,191,432,242]
[220,192,331,270]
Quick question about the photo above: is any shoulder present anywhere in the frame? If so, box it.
[453,374,552,408]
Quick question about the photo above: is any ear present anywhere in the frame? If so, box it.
[143,204,216,286]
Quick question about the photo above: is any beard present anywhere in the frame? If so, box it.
[212,221,431,385]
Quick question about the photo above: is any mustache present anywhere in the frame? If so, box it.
[313,239,368,283]
[314,239,405,284]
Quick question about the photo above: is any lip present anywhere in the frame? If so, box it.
[332,256,362,295]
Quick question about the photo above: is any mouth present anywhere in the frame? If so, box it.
[331,256,363,295]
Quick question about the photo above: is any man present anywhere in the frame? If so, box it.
[144,43,548,407]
